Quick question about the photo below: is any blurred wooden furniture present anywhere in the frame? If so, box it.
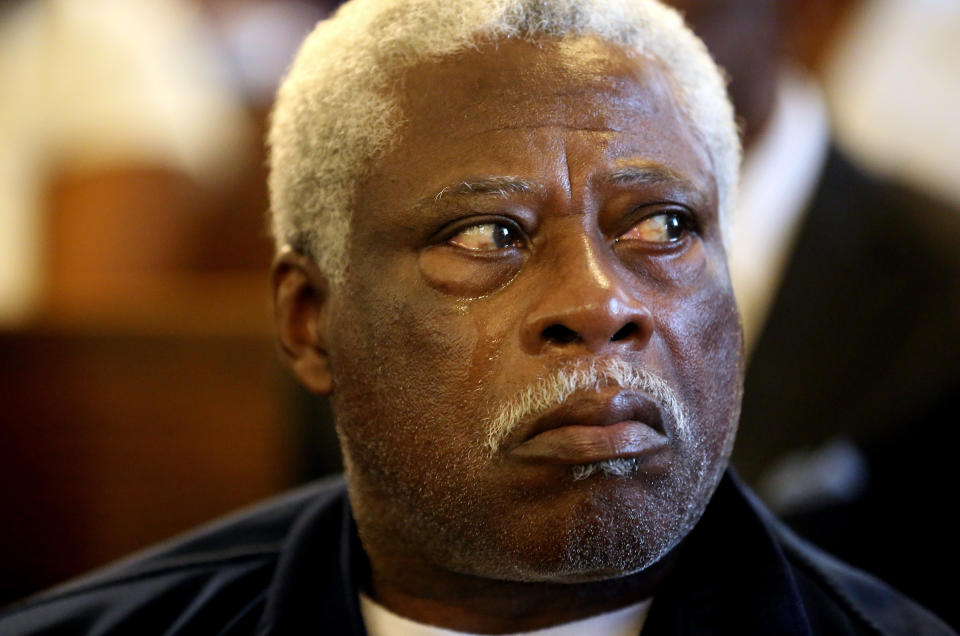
[0,152,305,605]
[0,275,299,605]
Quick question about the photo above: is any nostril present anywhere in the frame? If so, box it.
[611,322,639,342]
[542,324,579,344]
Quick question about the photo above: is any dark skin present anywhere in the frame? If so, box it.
[666,0,782,147]
[667,0,857,148]
[274,37,743,633]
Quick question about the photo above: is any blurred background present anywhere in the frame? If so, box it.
[0,0,342,606]
[1,0,958,625]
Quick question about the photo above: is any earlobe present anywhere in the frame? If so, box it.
[271,246,334,395]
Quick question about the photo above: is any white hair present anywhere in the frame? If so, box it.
[268,0,740,286]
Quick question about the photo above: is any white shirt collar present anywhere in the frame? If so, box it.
[359,592,652,636]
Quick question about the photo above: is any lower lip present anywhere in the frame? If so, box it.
[509,421,670,465]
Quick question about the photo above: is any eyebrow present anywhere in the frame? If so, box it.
[600,165,690,189]
[431,176,540,202]
[420,166,698,210]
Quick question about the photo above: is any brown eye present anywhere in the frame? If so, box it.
[618,212,688,244]
[448,222,522,251]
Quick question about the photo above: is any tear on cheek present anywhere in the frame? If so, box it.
[419,247,524,296]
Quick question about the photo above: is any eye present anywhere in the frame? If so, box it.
[617,212,691,244]
[447,222,523,251]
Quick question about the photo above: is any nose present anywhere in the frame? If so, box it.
[521,234,654,355]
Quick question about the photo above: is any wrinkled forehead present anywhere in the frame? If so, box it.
[356,36,717,221]
[393,36,694,141]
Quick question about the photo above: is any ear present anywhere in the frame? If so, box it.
[271,246,333,395]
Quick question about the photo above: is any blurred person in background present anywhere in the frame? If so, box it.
[668,0,960,626]
[827,0,960,208]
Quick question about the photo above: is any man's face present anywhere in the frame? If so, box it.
[323,37,742,584]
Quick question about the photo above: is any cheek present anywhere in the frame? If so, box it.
[327,284,498,468]
[658,258,743,446]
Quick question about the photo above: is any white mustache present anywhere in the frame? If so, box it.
[484,358,687,454]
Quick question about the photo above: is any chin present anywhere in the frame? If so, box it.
[495,457,731,584]
[444,485,699,585]
[467,535,677,586]
[501,560,661,585]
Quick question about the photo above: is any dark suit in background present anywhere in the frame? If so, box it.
[734,148,960,627]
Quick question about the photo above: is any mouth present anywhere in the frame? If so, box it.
[506,388,671,466]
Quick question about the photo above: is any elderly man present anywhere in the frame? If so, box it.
[0,0,950,633]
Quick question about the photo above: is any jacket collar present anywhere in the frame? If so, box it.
[642,472,813,635]
[258,487,368,635]
[258,471,812,636]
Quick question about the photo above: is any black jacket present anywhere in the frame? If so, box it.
[735,149,960,625]
[738,149,960,477]
[0,472,951,635]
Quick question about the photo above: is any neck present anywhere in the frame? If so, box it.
[365,548,676,634]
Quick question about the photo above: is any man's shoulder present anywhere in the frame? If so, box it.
[0,476,348,635]
[745,485,955,635]
[782,534,954,635]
